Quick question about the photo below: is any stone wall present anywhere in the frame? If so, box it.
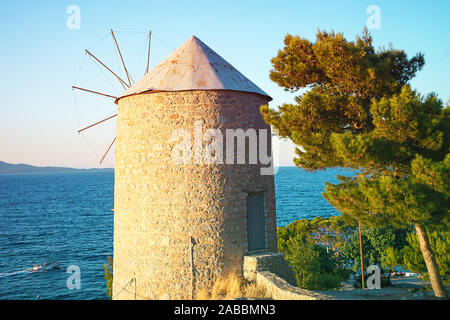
[256,271,335,300]
[243,253,335,300]
[113,90,277,300]
[243,253,297,286]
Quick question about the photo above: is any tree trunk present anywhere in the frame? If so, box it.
[414,224,448,298]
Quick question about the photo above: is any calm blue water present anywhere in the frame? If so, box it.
[275,167,353,226]
[0,171,114,300]
[0,167,352,299]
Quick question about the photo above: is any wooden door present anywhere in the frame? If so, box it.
[247,192,265,251]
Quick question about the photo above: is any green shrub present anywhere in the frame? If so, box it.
[104,256,113,299]
[278,219,350,290]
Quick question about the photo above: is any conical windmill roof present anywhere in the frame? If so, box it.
[118,36,272,101]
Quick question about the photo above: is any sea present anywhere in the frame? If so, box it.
[0,167,352,300]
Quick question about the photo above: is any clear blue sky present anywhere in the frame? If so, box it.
[0,0,449,168]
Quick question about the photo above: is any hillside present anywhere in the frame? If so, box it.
[0,161,113,174]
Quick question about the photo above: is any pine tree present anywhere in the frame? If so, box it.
[262,28,448,298]
[385,228,449,285]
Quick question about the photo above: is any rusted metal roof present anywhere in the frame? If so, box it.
[119,36,272,101]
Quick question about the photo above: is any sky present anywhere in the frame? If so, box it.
[0,0,449,168]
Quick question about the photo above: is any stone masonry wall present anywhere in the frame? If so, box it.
[243,253,335,300]
[113,90,276,300]
[243,253,297,286]
[256,271,335,300]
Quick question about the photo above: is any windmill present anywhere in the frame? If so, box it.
[72,29,152,165]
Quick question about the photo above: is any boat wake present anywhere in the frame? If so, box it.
[0,261,61,278]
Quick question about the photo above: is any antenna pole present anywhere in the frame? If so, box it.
[359,223,365,289]
[72,86,118,99]
[100,137,116,165]
[146,30,152,74]
[85,49,129,90]
[190,236,195,300]
[111,29,133,86]
[78,114,118,134]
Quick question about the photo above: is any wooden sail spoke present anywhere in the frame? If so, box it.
[85,49,130,90]
[146,30,152,74]
[111,29,133,86]
[78,114,117,134]
[100,137,116,165]
[72,86,118,99]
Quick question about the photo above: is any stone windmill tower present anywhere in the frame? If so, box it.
[112,36,277,300]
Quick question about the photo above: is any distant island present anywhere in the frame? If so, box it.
[0,160,113,174]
